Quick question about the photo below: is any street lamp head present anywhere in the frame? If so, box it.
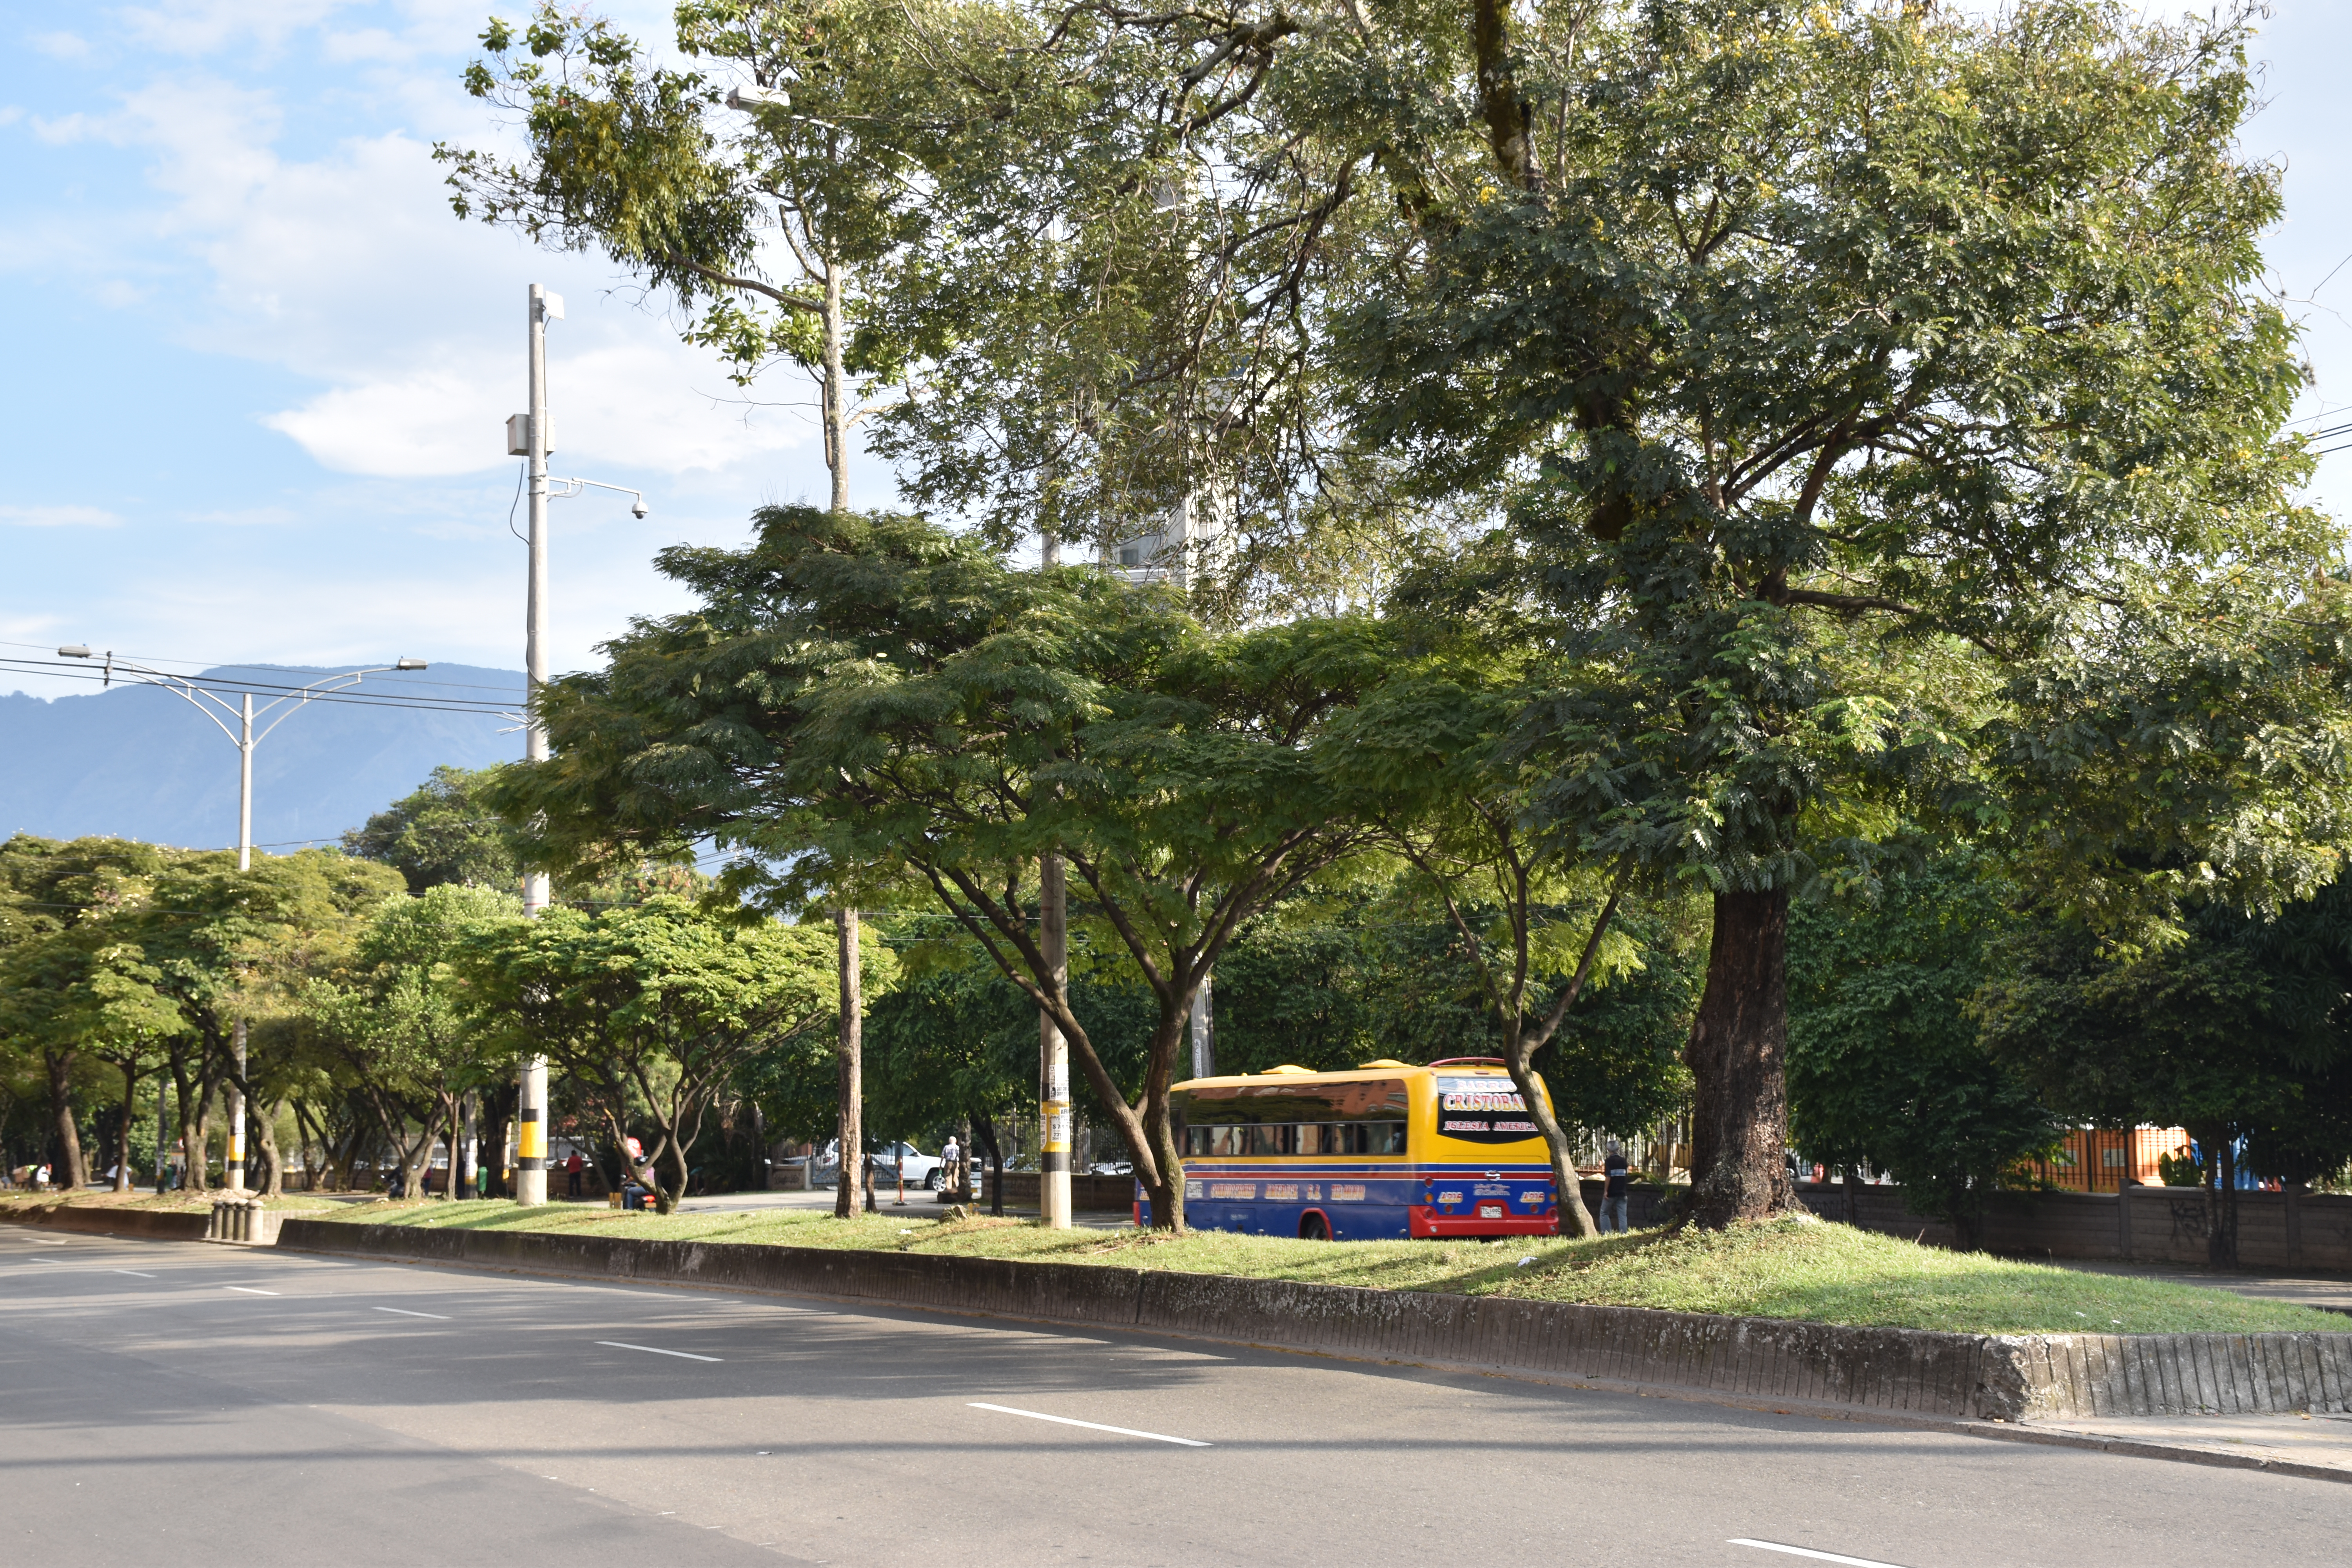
[726,83,789,110]
[57,644,91,659]
[396,658,428,671]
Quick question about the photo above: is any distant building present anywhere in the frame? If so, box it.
[2021,1126,2189,1193]
[1103,483,1231,588]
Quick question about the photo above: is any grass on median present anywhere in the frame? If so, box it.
[0,1189,347,1216]
[305,1197,2348,1336]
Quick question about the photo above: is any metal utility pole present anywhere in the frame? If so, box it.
[53,650,424,870]
[1190,975,1216,1080]
[50,652,423,1193]
[514,280,560,1207]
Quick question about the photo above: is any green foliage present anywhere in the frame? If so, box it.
[494,505,1388,1220]
[1977,878,2352,1190]
[1786,851,2060,1234]
[342,766,523,895]
[461,896,855,1209]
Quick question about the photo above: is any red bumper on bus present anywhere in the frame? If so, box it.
[1408,1204,1559,1238]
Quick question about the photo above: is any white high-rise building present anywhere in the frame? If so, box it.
[1103,481,1232,588]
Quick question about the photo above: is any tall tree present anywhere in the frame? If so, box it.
[1331,0,2350,1223]
[1978,879,2352,1266]
[1786,849,2061,1247]
[462,896,850,1211]
[493,506,1385,1228]
[343,766,524,894]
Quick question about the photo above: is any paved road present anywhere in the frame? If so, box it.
[5,1229,2348,1567]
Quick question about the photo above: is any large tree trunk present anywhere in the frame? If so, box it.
[974,1116,1005,1216]
[256,1100,284,1200]
[116,1064,139,1194]
[1684,889,1795,1227]
[44,1049,86,1190]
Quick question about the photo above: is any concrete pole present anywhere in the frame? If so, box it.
[835,908,862,1219]
[226,1018,247,1193]
[154,1081,171,1195]
[1039,855,1072,1228]
[236,692,254,871]
[515,281,555,1207]
[1032,523,1073,1228]
[1190,973,1215,1080]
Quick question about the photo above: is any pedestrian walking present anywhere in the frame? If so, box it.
[1601,1142,1631,1234]
[564,1150,584,1198]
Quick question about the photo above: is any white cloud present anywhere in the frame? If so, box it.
[262,341,815,478]
[1,505,122,528]
[183,505,299,526]
[29,30,89,59]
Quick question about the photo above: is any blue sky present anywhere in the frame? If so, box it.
[4,2,2350,708]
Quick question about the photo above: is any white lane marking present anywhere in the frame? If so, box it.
[596,1340,721,1363]
[1730,1541,1914,1568]
[115,1270,156,1278]
[967,1402,1210,1447]
[29,1238,68,1246]
[225,1285,280,1296]
[373,1306,450,1320]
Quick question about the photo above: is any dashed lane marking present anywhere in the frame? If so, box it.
[595,1340,721,1363]
[1730,1541,1913,1568]
[967,1402,1210,1447]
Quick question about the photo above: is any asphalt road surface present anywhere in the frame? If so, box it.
[5,1227,2347,1566]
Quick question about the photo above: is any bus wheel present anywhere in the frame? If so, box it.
[1299,1212,1330,1241]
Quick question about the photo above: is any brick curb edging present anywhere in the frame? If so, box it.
[270,1219,2352,1428]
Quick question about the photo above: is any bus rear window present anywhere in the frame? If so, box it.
[1433,1075,1542,1144]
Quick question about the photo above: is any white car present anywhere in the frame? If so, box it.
[874,1140,945,1189]
[823,1139,947,1190]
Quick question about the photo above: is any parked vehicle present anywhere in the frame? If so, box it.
[1150,1058,1561,1240]
[874,1140,944,1189]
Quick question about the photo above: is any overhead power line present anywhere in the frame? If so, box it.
[0,639,528,697]
[0,657,522,718]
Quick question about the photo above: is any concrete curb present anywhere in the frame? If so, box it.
[3,1206,211,1241]
[270,1219,2352,1428]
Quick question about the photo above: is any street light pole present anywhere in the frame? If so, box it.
[515,280,559,1207]
[53,648,427,1192]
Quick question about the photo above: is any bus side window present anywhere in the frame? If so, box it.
[1372,1122,1405,1155]
[1295,1124,1326,1156]
[1243,1124,1294,1157]
[1211,1126,1245,1158]
[1184,1126,1214,1157]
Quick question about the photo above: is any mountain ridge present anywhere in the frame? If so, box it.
[0,663,528,852]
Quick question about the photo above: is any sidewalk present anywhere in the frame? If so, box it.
[2003,1408,2352,1481]
[2050,1258,2352,1315]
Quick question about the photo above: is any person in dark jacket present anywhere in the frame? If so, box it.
[1601,1142,1632,1234]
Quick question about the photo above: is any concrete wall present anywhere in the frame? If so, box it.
[273,1218,2352,1424]
[979,1171,1138,1212]
[1795,1181,2352,1270]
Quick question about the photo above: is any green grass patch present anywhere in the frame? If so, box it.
[0,1189,343,1216]
[309,1198,2345,1335]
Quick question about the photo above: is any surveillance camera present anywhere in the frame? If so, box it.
[632,500,650,519]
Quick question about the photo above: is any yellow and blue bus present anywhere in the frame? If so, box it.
[1136,1058,1561,1240]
